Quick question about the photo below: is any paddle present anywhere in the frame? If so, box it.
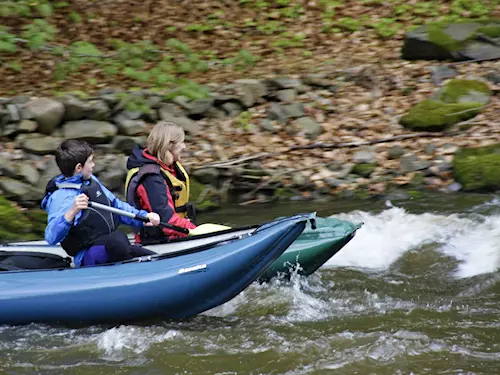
[88,201,231,236]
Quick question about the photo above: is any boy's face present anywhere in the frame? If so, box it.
[75,155,95,180]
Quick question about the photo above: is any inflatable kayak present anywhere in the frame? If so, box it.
[0,213,314,326]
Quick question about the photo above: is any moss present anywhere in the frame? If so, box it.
[439,79,491,103]
[476,25,500,37]
[399,99,483,131]
[190,177,221,212]
[352,163,376,177]
[0,197,47,242]
[407,190,424,199]
[453,143,500,191]
[427,23,464,51]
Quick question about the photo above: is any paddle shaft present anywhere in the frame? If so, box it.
[88,201,190,235]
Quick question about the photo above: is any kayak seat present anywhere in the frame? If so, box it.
[0,251,72,272]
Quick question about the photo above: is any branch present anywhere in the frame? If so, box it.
[445,104,488,117]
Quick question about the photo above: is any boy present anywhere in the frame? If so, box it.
[41,139,161,267]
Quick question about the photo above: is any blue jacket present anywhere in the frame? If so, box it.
[41,174,149,246]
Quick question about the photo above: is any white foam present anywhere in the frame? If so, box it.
[323,203,500,278]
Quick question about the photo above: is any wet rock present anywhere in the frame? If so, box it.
[446,182,463,192]
[24,98,65,135]
[424,144,437,155]
[62,120,118,143]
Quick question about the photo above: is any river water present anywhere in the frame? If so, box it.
[1,193,500,375]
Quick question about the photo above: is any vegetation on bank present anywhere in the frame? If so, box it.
[0,196,46,241]
[453,143,500,191]
[0,0,498,95]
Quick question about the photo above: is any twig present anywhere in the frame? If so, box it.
[447,56,500,65]
[445,104,488,116]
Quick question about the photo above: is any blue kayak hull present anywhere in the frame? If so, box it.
[0,213,314,325]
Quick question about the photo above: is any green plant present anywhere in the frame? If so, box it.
[21,19,57,50]
[236,111,253,130]
[0,27,17,53]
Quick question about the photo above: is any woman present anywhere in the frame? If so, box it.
[125,121,197,243]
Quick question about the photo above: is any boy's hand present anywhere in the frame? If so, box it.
[145,212,161,226]
[64,193,88,223]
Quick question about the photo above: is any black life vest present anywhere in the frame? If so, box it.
[45,177,120,256]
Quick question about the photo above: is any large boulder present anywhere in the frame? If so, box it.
[402,21,500,61]
[62,120,118,143]
[24,98,65,134]
[400,79,492,131]
[453,143,500,191]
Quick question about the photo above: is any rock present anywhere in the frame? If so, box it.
[18,120,38,133]
[402,21,500,61]
[112,136,142,154]
[442,143,459,154]
[338,163,355,178]
[268,103,287,123]
[446,182,463,192]
[400,79,491,131]
[400,155,431,173]
[325,177,345,188]
[22,136,62,155]
[388,145,406,159]
[352,163,376,178]
[296,117,322,139]
[187,98,215,117]
[59,95,88,121]
[484,70,500,85]
[276,89,296,102]
[302,74,334,88]
[86,100,111,121]
[38,156,60,189]
[0,178,39,201]
[62,120,118,143]
[112,113,147,136]
[352,150,376,164]
[18,163,40,186]
[24,98,65,135]
[424,144,437,155]
[291,173,307,187]
[158,112,200,135]
[282,103,305,118]
[6,104,21,122]
[267,77,302,90]
[259,119,276,133]
[453,143,500,191]
[191,167,219,184]
[158,103,186,118]
[120,110,143,120]
[221,102,244,117]
[429,65,458,85]
[98,157,127,191]
[385,189,410,201]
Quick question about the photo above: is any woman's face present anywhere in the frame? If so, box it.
[171,141,186,162]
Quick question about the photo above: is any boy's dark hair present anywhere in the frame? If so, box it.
[56,139,93,177]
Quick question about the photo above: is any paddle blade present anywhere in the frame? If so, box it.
[189,223,232,236]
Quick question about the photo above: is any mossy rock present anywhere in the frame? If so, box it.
[190,177,221,212]
[437,79,491,103]
[453,143,500,191]
[399,99,484,131]
[0,197,47,242]
[352,163,376,178]
[403,20,500,61]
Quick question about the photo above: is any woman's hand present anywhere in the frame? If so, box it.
[145,212,161,226]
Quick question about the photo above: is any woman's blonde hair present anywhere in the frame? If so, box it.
[147,121,185,165]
